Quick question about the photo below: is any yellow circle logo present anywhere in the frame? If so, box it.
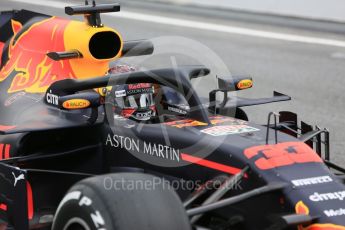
[62,99,91,110]
[237,79,253,90]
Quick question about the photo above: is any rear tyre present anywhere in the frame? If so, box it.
[52,173,191,230]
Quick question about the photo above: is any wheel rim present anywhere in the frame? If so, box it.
[63,217,91,230]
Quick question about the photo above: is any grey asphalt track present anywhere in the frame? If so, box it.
[1,0,345,164]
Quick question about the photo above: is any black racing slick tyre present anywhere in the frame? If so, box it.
[52,173,191,230]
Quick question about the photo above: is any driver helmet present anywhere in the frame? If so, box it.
[107,64,156,121]
[113,83,156,121]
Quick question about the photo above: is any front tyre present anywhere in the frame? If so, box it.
[52,173,191,230]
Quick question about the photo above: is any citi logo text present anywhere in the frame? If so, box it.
[46,90,59,105]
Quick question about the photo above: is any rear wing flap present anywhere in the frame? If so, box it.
[210,91,291,113]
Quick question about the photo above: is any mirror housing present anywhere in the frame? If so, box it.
[45,91,101,110]
[209,75,253,113]
[218,75,253,92]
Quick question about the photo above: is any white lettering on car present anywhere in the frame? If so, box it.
[79,196,92,206]
[324,208,345,217]
[309,191,345,202]
[291,176,333,187]
[91,211,105,229]
[106,134,180,162]
[46,90,59,105]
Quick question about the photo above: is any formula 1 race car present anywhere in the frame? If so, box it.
[0,2,345,230]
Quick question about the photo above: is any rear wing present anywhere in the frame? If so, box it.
[209,75,291,113]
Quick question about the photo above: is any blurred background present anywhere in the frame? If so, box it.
[2,0,345,163]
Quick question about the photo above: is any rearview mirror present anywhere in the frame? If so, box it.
[209,75,253,113]
[45,91,101,110]
[218,75,253,91]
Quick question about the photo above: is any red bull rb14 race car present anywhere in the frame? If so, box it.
[0,2,345,230]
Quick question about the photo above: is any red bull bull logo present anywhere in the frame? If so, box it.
[0,15,123,94]
[0,17,76,93]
